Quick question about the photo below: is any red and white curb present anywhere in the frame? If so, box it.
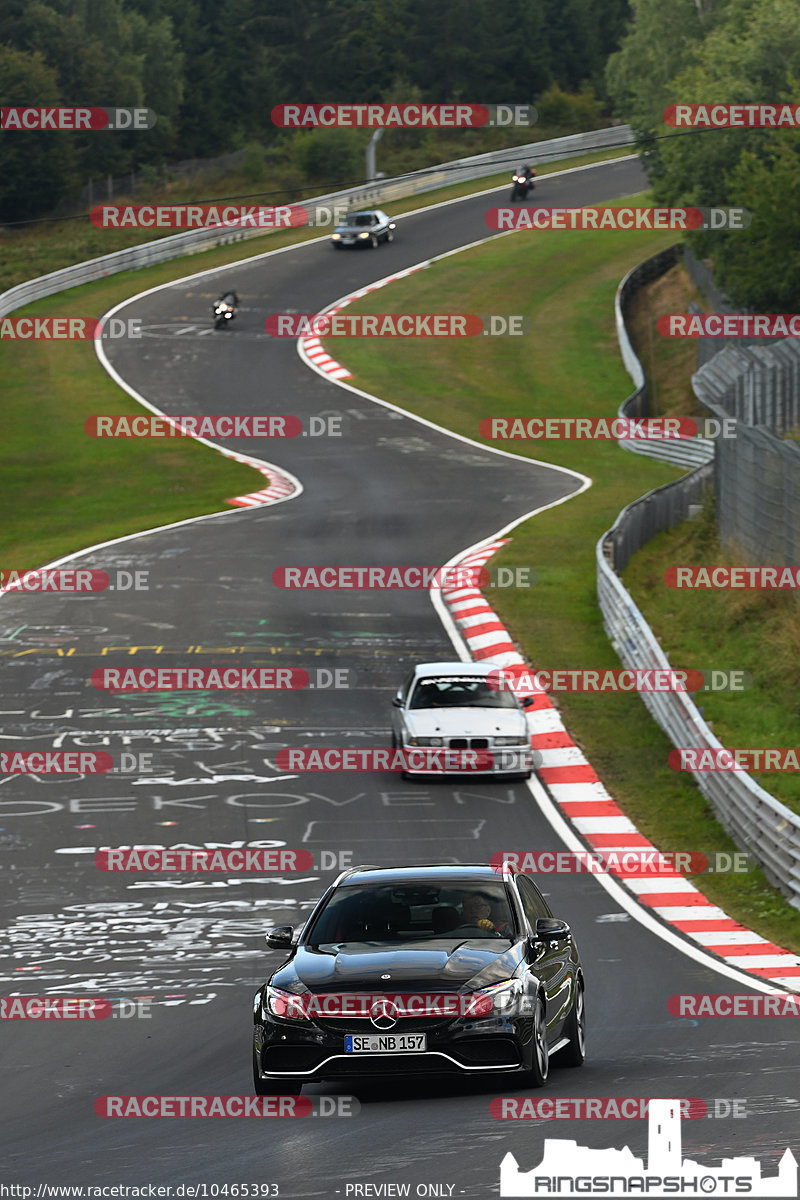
[441,540,800,992]
[225,452,300,508]
[299,265,427,380]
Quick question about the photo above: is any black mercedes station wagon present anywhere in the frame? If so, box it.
[252,864,585,1094]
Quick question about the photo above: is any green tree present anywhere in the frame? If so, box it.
[0,44,76,221]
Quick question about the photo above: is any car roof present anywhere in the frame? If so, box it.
[411,661,495,679]
[337,864,509,888]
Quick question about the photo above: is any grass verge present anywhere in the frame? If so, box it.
[0,146,636,573]
[316,201,800,952]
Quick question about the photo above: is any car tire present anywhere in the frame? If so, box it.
[369,234,378,248]
[253,1049,302,1096]
[523,995,549,1088]
[386,230,394,243]
[391,729,399,749]
[554,981,585,1068]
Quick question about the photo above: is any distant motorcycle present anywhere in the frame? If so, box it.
[213,292,238,329]
[510,168,536,201]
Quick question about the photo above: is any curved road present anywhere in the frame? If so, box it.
[1,159,797,1194]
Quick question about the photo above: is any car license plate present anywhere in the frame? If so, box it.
[344,1033,426,1053]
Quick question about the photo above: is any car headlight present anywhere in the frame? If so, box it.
[470,978,523,1016]
[331,232,341,239]
[494,736,528,746]
[265,985,308,1020]
[408,737,444,747]
[358,231,370,238]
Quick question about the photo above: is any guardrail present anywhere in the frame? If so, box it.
[614,245,714,469]
[0,125,632,320]
[598,248,800,906]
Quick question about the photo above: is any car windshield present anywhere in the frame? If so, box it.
[408,677,519,710]
[352,214,375,226]
[307,882,515,944]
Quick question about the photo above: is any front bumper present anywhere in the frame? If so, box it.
[400,744,532,776]
[254,1011,532,1082]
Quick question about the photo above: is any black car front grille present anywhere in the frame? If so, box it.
[451,1036,522,1066]
[262,1044,323,1073]
[447,737,490,750]
[314,1015,451,1034]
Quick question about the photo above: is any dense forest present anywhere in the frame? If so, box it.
[607,0,800,309]
[0,0,630,221]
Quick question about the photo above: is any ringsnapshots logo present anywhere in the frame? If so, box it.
[0,106,156,130]
[266,313,528,337]
[271,103,536,128]
[485,206,750,233]
[499,1098,797,1197]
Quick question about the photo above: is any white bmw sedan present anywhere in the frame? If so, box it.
[390,662,534,779]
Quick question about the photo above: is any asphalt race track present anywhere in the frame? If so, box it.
[2,158,798,1194]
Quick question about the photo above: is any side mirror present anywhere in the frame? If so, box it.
[520,696,535,708]
[391,695,404,708]
[266,926,294,949]
[534,917,570,943]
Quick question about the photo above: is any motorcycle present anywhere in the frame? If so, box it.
[510,169,536,201]
[213,293,238,329]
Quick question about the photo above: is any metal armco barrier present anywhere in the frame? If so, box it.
[0,125,632,320]
[615,245,714,469]
[599,249,800,907]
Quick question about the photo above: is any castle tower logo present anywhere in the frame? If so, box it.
[500,1098,797,1197]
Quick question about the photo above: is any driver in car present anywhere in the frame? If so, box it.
[460,893,497,931]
